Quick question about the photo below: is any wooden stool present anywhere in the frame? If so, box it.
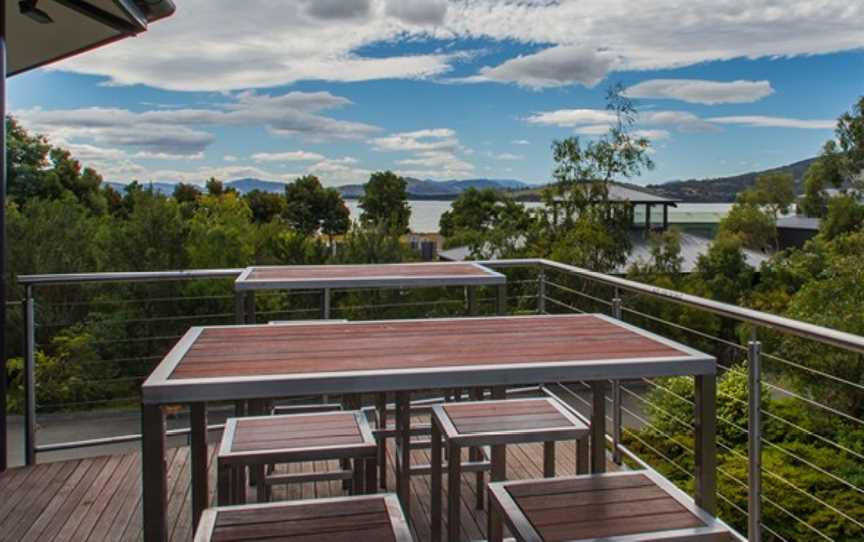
[217,411,377,505]
[487,470,734,542]
[430,398,589,542]
[194,494,416,542]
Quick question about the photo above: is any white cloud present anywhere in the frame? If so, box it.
[706,115,835,129]
[487,152,524,161]
[223,155,238,162]
[39,1,864,92]
[525,109,618,128]
[624,79,775,104]
[15,90,379,163]
[632,129,671,140]
[385,0,448,26]
[466,45,618,89]
[251,151,326,163]
[372,128,459,152]
[375,127,475,179]
[511,139,530,145]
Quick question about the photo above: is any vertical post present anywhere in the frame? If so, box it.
[695,374,717,514]
[496,284,507,316]
[395,391,411,517]
[142,404,167,542]
[190,403,208,531]
[590,381,607,473]
[23,286,35,465]
[611,293,622,465]
[244,292,256,324]
[466,286,477,316]
[645,204,651,233]
[321,288,331,319]
[0,7,8,473]
[234,291,245,324]
[537,269,546,314]
[748,340,762,542]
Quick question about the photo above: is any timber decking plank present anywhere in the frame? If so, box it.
[6,460,78,542]
[30,456,109,541]
[85,452,139,542]
[55,453,126,542]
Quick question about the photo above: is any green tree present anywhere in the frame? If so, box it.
[742,171,795,219]
[687,233,755,305]
[820,194,864,240]
[6,116,57,203]
[205,177,237,197]
[186,193,256,268]
[439,188,503,237]
[718,202,776,251]
[359,171,411,234]
[319,188,351,243]
[284,175,350,239]
[173,182,202,204]
[245,189,286,224]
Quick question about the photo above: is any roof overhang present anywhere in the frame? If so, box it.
[6,0,176,77]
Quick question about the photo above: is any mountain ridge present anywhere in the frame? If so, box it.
[104,157,817,202]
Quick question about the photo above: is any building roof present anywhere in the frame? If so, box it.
[440,231,770,274]
[776,216,821,231]
[553,183,678,205]
[7,0,175,76]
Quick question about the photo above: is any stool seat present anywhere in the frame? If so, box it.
[487,470,734,542]
[194,494,415,542]
[217,411,377,505]
[431,398,590,542]
[220,411,376,462]
[439,398,588,445]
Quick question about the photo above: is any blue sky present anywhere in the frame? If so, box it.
[8,0,864,187]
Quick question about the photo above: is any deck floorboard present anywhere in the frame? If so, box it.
[0,429,607,541]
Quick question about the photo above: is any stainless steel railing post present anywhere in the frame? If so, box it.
[611,292,623,465]
[537,269,546,314]
[23,285,36,466]
[748,339,763,542]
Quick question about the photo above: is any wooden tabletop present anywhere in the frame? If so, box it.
[194,494,414,542]
[142,314,713,405]
[487,470,734,541]
[234,262,505,291]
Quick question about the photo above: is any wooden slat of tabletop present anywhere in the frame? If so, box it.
[169,315,688,381]
[245,262,494,281]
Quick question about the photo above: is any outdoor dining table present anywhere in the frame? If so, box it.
[139,314,718,542]
[233,262,508,322]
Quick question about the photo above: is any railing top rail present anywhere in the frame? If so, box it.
[481,258,864,356]
[14,258,864,355]
[17,269,244,286]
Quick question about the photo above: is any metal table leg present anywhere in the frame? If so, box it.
[190,403,208,529]
[590,381,607,473]
[142,404,167,542]
[695,374,717,514]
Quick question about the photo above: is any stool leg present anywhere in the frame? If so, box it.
[352,457,364,495]
[431,421,443,542]
[217,461,231,506]
[543,441,556,478]
[395,391,412,517]
[487,445,506,542]
[447,443,462,542]
[376,392,388,490]
[365,456,378,495]
[234,465,247,504]
[469,387,485,510]
[576,436,589,475]
[255,465,268,502]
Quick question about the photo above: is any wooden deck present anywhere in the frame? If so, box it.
[0,435,597,541]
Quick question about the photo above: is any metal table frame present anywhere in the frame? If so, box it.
[140,314,717,542]
[233,262,508,322]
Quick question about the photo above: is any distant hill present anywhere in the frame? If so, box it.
[337,177,530,199]
[106,177,531,199]
[647,158,817,202]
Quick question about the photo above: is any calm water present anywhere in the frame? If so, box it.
[346,200,735,233]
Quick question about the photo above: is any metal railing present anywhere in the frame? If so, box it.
[8,258,864,541]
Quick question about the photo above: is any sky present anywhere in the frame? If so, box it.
[7,0,864,188]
